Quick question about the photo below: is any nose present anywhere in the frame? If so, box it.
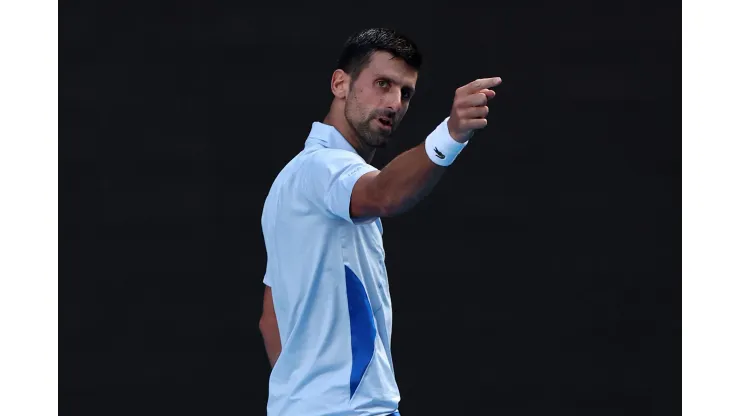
[384,88,403,113]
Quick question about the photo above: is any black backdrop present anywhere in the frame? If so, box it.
[60,2,680,415]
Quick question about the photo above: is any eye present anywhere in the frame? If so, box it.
[377,79,390,88]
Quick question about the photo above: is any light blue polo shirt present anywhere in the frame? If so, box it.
[261,121,400,416]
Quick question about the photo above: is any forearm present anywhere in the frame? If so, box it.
[356,77,501,219]
[372,143,447,216]
[259,317,282,368]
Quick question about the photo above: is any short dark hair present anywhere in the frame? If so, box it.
[336,28,422,80]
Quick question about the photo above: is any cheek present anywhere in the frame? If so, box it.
[354,86,379,105]
[352,98,372,118]
[347,97,368,122]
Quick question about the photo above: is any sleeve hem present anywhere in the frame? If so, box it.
[330,163,378,224]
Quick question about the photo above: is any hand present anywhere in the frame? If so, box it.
[447,77,502,142]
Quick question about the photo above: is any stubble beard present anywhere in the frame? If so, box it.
[345,93,392,149]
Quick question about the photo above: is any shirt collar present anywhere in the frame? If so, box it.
[304,121,360,155]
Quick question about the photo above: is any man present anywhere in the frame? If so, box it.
[259,28,501,416]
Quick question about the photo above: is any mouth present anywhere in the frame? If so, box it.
[376,117,393,130]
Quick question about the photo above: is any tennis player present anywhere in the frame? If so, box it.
[259,28,501,416]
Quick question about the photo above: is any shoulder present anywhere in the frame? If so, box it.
[299,149,375,186]
[303,148,368,172]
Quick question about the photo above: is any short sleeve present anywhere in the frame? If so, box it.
[261,213,275,286]
[303,149,378,224]
[262,245,274,287]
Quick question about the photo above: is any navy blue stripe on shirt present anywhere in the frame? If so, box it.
[344,265,377,398]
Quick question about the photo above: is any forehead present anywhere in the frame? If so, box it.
[361,51,418,86]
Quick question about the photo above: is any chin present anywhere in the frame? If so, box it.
[368,132,391,148]
[354,120,392,148]
[362,137,387,149]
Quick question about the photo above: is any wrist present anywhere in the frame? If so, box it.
[424,117,469,167]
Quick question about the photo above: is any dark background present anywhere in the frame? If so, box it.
[60,2,680,415]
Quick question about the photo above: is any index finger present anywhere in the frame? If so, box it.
[459,77,502,95]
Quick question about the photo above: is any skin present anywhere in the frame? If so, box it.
[260,50,502,367]
[259,286,280,368]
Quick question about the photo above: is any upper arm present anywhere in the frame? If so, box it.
[303,150,382,223]
[261,285,276,322]
[348,170,384,219]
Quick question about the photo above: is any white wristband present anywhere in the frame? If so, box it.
[424,117,469,167]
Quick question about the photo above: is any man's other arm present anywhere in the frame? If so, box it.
[350,77,502,218]
[259,286,281,368]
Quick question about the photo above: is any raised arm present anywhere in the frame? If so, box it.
[350,77,502,218]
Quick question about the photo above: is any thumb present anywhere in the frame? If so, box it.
[480,89,496,99]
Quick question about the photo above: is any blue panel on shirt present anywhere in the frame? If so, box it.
[344,265,377,398]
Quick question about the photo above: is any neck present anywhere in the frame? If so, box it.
[323,105,376,163]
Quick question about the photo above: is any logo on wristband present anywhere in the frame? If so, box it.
[433,147,446,159]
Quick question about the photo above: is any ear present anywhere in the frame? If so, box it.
[330,69,350,99]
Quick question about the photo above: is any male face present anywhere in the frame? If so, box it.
[344,51,418,148]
